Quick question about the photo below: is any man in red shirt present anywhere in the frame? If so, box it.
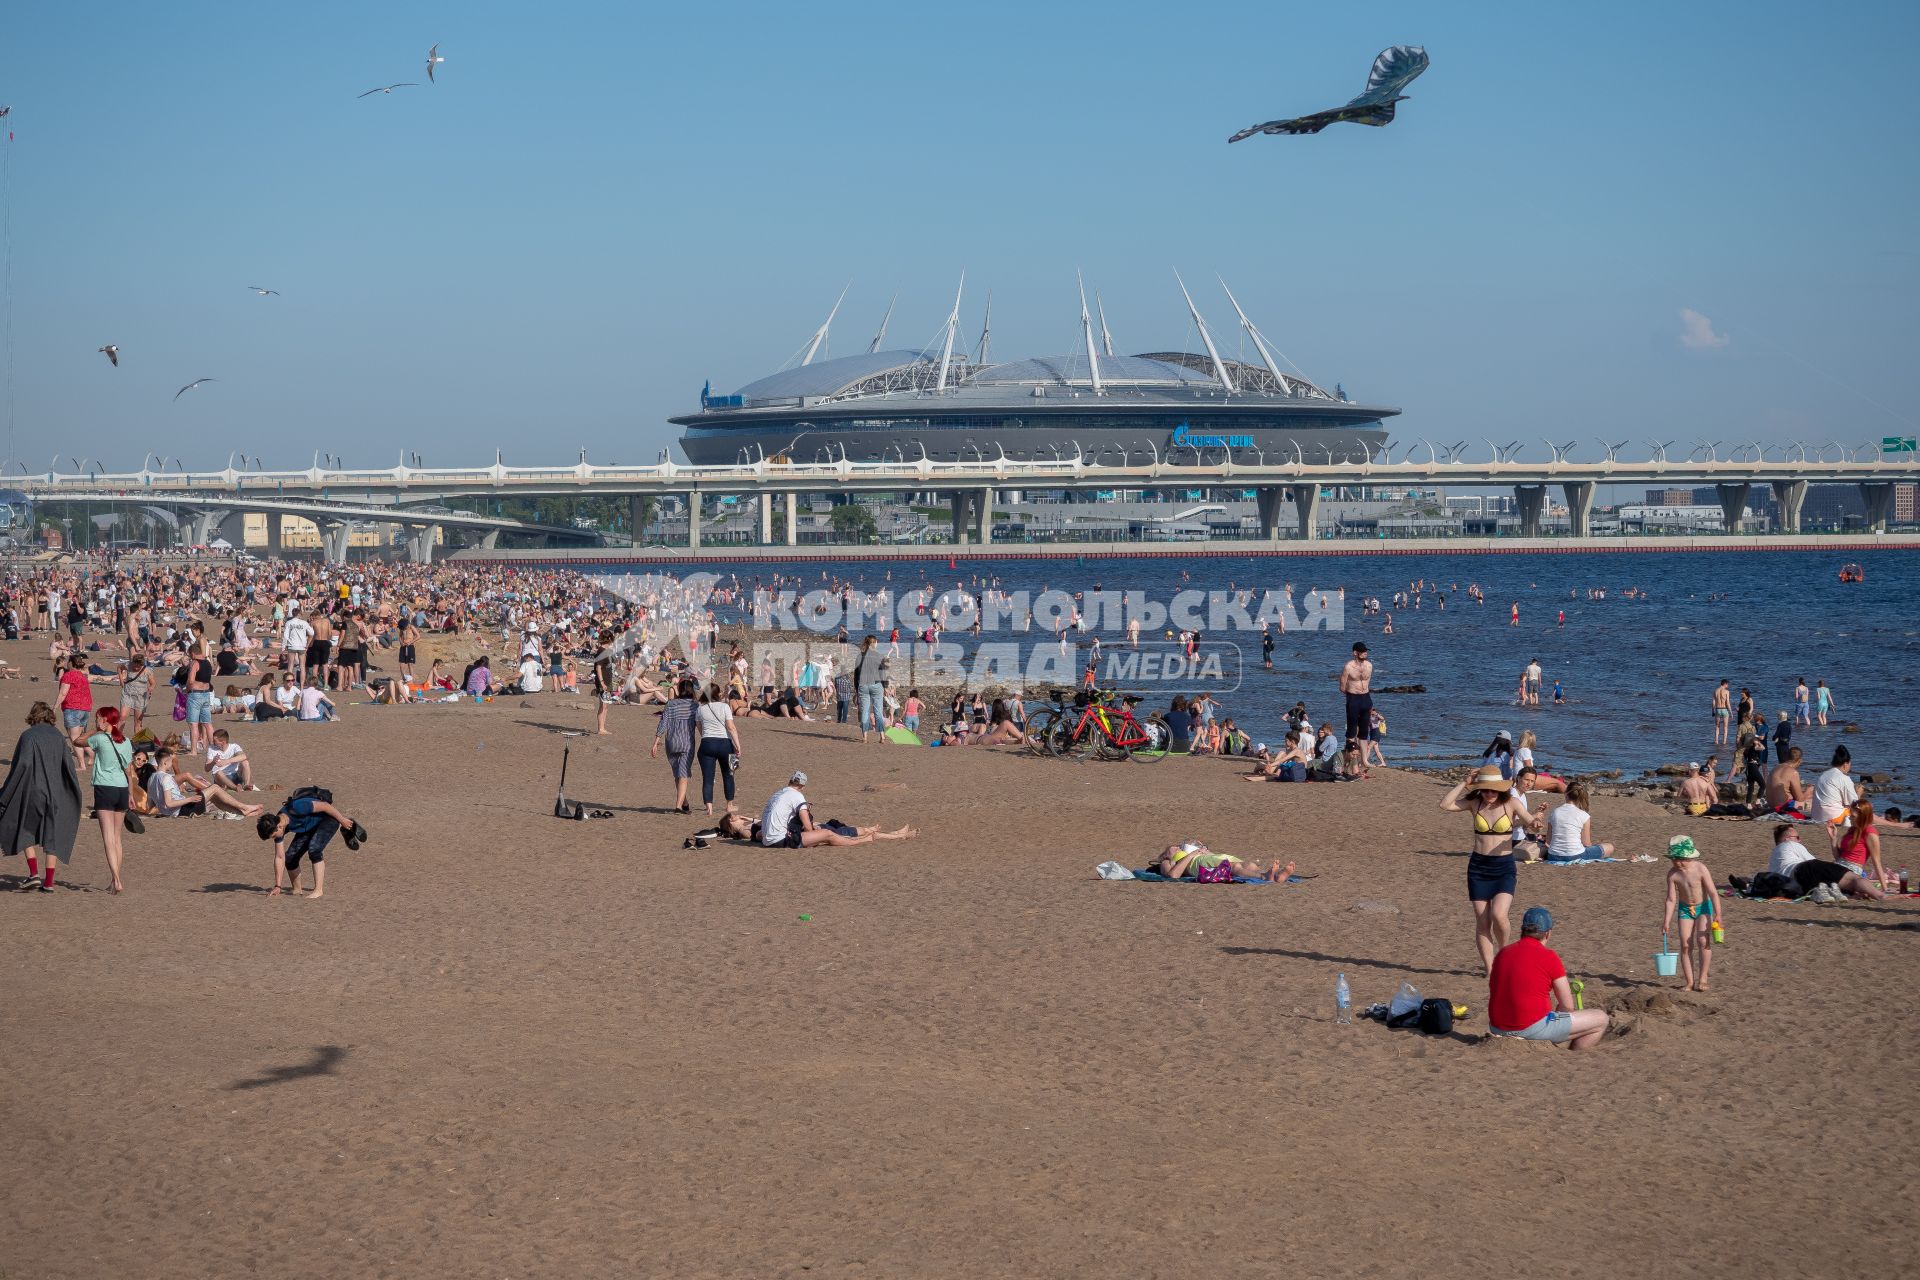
[1487,907,1610,1050]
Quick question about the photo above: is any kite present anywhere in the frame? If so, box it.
[1229,45,1429,142]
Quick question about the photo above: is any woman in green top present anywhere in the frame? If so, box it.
[80,706,134,893]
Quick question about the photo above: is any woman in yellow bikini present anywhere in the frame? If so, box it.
[1441,765,1532,974]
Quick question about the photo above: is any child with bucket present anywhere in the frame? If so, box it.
[1660,836,1723,992]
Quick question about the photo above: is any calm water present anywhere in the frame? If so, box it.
[631,548,1920,796]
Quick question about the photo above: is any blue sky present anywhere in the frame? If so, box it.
[3,0,1916,470]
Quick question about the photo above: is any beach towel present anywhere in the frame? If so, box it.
[1539,857,1624,867]
[883,726,922,745]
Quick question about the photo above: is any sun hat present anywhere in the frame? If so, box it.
[1468,765,1511,792]
[1667,835,1700,860]
[1521,906,1553,934]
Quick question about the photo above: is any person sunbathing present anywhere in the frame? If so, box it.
[709,810,916,847]
[1152,841,1293,883]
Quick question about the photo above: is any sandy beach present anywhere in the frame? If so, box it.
[1,643,1915,1279]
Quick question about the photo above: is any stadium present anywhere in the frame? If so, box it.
[672,281,1398,467]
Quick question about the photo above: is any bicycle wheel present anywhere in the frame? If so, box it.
[1128,716,1170,763]
[1048,716,1091,759]
[1024,709,1059,757]
[1095,734,1129,762]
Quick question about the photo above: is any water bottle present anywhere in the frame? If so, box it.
[1334,972,1352,1025]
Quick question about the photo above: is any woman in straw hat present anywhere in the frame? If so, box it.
[1441,764,1531,973]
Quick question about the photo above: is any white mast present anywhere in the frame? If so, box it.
[800,281,850,366]
[1217,276,1289,395]
[975,291,993,366]
[1078,271,1103,395]
[867,291,897,354]
[1096,291,1114,358]
[935,270,965,393]
[1174,269,1234,393]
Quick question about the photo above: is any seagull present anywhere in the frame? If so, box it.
[426,43,445,83]
[174,377,217,401]
[1229,45,1430,141]
[357,83,418,98]
[97,344,119,367]
[247,286,280,296]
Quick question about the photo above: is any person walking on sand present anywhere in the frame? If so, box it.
[592,630,620,735]
[1711,679,1732,746]
[1441,765,1529,975]
[0,702,84,893]
[79,707,134,893]
[1661,836,1722,992]
[651,676,697,814]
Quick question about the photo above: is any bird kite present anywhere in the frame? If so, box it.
[1229,45,1429,142]
[97,344,118,367]
[247,286,280,296]
[357,83,417,98]
[174,377,217,400]
[426,43,445,83]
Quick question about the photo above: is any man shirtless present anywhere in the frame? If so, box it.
[1340,641,1374,745]
[1766,747,1811,817]
[1711,679,1732,746]
[1676,763,1717,816]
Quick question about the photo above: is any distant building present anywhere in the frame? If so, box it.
[1646,488,1693,505]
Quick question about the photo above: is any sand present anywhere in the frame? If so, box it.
[1,642,1915,1279]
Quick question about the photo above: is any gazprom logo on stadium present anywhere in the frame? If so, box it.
[1170,421,1252,450]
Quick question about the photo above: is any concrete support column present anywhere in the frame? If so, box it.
[1771,480,1807,533]
[759,493,774,545]
[1715,483,1752,534]
[1562,482,1596,538]
[184,512,213,546]
[217,510,248,550]
[784,492,798,546]
[949,493,970,546]
[628,494,648,544]
[479,529,500,551]
[1287,483,1321,540]
[321,522,352,565]
[405,524,438,564]
[976,487,994,546]
[1515,485,1548,537]
[265,512,284,555]
[1255,487,1285,542]
[686,493,702,550]
[1860,482,1893,532]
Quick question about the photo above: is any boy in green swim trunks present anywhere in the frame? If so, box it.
[1661,836,1722,992]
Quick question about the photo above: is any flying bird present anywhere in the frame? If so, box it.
[174,377,217,401]
[426,43,445,83]
[97,344,118,367]
[357,83,418,98]
[1229,45,1429,142]
[247,286,280,296]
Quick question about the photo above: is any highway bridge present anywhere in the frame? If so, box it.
[11,444,1919,550]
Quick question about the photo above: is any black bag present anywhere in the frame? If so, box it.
[287,785,333,808]
[1417,998,1454,1036]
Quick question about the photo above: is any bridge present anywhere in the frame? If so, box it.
[11,489,599,563]
[11,444,1919,550]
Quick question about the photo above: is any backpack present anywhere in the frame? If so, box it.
[1417,998,1455,1036]
[285,785,333,810]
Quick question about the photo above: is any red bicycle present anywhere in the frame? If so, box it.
[1032,688,1168,762]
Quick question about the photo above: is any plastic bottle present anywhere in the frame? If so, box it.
[1334,973,1352,1025]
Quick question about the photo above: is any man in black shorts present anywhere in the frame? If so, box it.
[257,786,368,900]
